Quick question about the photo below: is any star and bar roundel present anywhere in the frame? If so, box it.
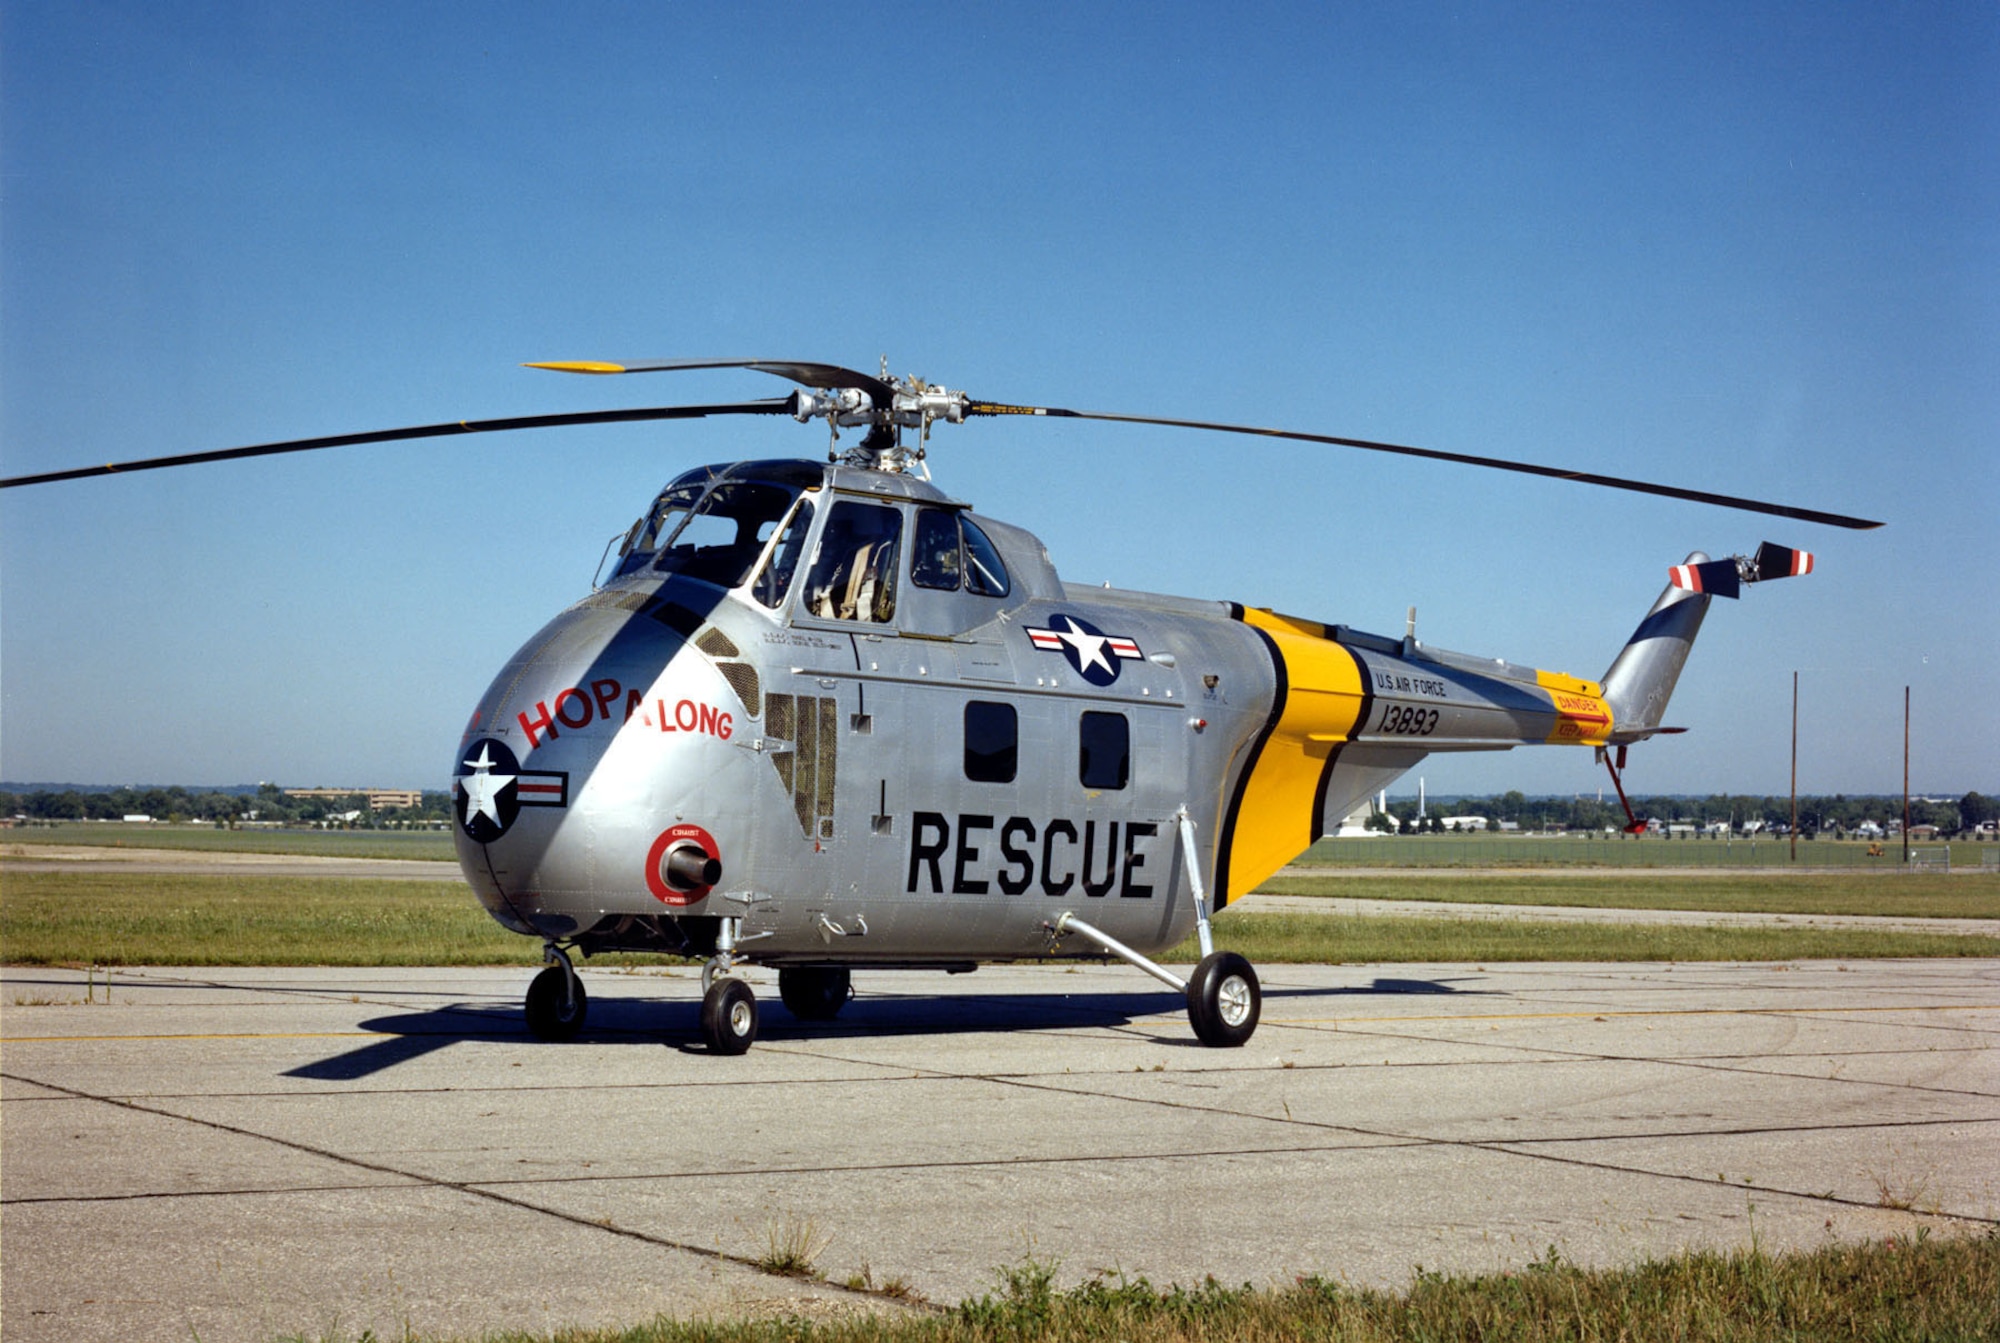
[1025,613,1143,686]
[454,737,569,842]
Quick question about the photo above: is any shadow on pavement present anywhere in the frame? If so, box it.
[283,972,1492,1080]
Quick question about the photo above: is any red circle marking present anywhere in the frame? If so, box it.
[644,823,719,906]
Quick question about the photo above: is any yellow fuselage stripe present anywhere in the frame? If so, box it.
[1219,610,1371,903]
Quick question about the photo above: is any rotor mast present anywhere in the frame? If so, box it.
[789,364,969,474]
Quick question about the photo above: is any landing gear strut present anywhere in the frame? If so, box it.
[698,914,760,1053]
[525,943,587,1040]
[1040,807,1263,1047]
[1043,911,1263,1048]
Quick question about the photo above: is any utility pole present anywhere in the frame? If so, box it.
[1790,671,1799,863]
[1903,685,1911,866]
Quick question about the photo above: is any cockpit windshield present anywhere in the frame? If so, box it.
[611,460,823,587]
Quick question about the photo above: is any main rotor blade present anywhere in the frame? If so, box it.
[527,358,897,404]
[0,400,795,489]
[966,402,1884,531]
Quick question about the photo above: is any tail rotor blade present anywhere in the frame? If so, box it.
[1668,559,1743,598]
[1752,541,1816,579]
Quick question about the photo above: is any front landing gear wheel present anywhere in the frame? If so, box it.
[1186,951,1260,1047]
[701,978,759,1054]
[525,964,587,1040]
[778,967,850,1021]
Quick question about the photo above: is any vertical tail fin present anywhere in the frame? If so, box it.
[1602,553,1714,738]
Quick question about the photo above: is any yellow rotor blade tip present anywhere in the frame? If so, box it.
[523,361,628,375]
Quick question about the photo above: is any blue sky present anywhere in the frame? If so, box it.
[2,2,1994,798]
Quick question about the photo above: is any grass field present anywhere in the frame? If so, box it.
[4,871,1995,969]
[274,1233,1998,1342]
[2,823,456,861]
[1263,870,2000,920]
[1180,910,1996,965]
[1298,833,1996,869]
[0,873,523,966]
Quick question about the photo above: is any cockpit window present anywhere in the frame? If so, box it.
[911,508,963,590]
[910,507,1011,598]
[962,518,1011,597]
[751,495,816,608]
[804,501,901,622]
[614,482,702,579]
[612,462,820,587]
[649,479,798,586]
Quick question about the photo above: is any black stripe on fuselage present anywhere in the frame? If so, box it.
[1311,644,1377,841]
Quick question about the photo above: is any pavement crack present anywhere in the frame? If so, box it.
[1317,1021,2000,1102]
[3,1179,410,1207]
[0,1066,923,1306]
[1466,1139,2000,1228]
[759,1046,2000,1233]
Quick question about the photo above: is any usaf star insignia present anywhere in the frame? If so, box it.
[454,738,569,843]
[1025,613,1143,686]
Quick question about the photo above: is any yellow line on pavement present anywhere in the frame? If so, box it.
[1294,1003,2000,1025]
[3,1031,395,1043]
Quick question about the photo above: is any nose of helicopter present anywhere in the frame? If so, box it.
[450,588,752,939]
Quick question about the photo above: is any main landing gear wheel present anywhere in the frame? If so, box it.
[1186,951,1260,1047]
[778,966,850,1021]
[701,978,759,1054]
[524,964,588,1041]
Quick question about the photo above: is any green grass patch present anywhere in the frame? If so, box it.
[1168,910,1999,964]
[1298,833,1997,869]
[0,871,538,967]
[4,872,1995,969]
[281,1233,1999,1342]
[1263,870,2000,920]
[2,823,456,861]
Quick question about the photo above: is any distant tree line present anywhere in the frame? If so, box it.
[1,782,453,827]
[1372,790,1995,838]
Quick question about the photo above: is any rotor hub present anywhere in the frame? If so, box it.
[789,374,970,473]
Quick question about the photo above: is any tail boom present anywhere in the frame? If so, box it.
[1212,609,1617,901]
[1212,545,1805,895]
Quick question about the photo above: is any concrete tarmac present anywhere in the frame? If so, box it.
[4,958,1996,1342]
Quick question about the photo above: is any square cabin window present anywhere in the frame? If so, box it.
[964,701,1018,783]
[1079,711,1130,790]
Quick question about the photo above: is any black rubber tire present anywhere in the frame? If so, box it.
[701,978,759,1055]
[1186,951,1260,1047]
[524,964,587,1041]
[778,966,851,1021]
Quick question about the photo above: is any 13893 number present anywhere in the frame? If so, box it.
[1376,704,1440,736]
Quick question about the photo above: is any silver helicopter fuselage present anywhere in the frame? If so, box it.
[0,353,1852,1051]
[452,456,1688,972]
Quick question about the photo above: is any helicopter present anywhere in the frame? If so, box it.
[1,358,1881,1053]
